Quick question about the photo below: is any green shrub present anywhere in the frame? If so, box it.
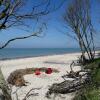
[74,58,100,100]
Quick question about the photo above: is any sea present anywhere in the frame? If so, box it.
[0,48,82,60]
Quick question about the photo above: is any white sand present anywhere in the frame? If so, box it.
[0,52,82,100]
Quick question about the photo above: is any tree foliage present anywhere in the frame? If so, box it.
[63,0,95,62]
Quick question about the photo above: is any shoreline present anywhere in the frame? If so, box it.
[0,50,99,61]
[0,51,81,61]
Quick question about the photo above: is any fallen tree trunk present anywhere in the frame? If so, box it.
[46,77,90,98]
[0,68,12,100]
[46,66,91,99]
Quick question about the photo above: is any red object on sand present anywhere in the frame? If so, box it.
[35,69,41,75]
[45,68,52,74]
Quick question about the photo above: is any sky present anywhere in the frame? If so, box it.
[0,0,100,48]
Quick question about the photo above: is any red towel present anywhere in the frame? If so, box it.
[35,69,41,75]
[45,68,52,74]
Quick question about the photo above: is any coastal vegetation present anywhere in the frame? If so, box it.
[74,57,100,100]
[62,0,100,99]
[46,54,100,100]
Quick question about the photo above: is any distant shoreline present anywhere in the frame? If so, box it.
[0,51,81,61]
[0,48,99,61]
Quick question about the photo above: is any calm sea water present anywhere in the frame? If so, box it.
[0,48,80,60]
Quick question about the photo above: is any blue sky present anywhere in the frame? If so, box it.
[0,0,100,48]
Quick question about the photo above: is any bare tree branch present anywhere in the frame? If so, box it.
[56,27,78,41]
[0,0,65,49]
[63,0,95,62]
[0,27,44,49]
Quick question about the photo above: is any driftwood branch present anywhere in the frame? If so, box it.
[46,77,90,98]
[46,61,91,98]
[23,88,41,100]
[46,73,90,98]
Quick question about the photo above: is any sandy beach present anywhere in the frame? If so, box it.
[0,52,83,100]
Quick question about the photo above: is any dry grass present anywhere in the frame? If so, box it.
[7,67,59,86]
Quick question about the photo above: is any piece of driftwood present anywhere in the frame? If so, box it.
[62,60,89,80]
[23,88,41,100]
[46,61,90,98]
[62,69,89,81]
[46,76,90,98]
